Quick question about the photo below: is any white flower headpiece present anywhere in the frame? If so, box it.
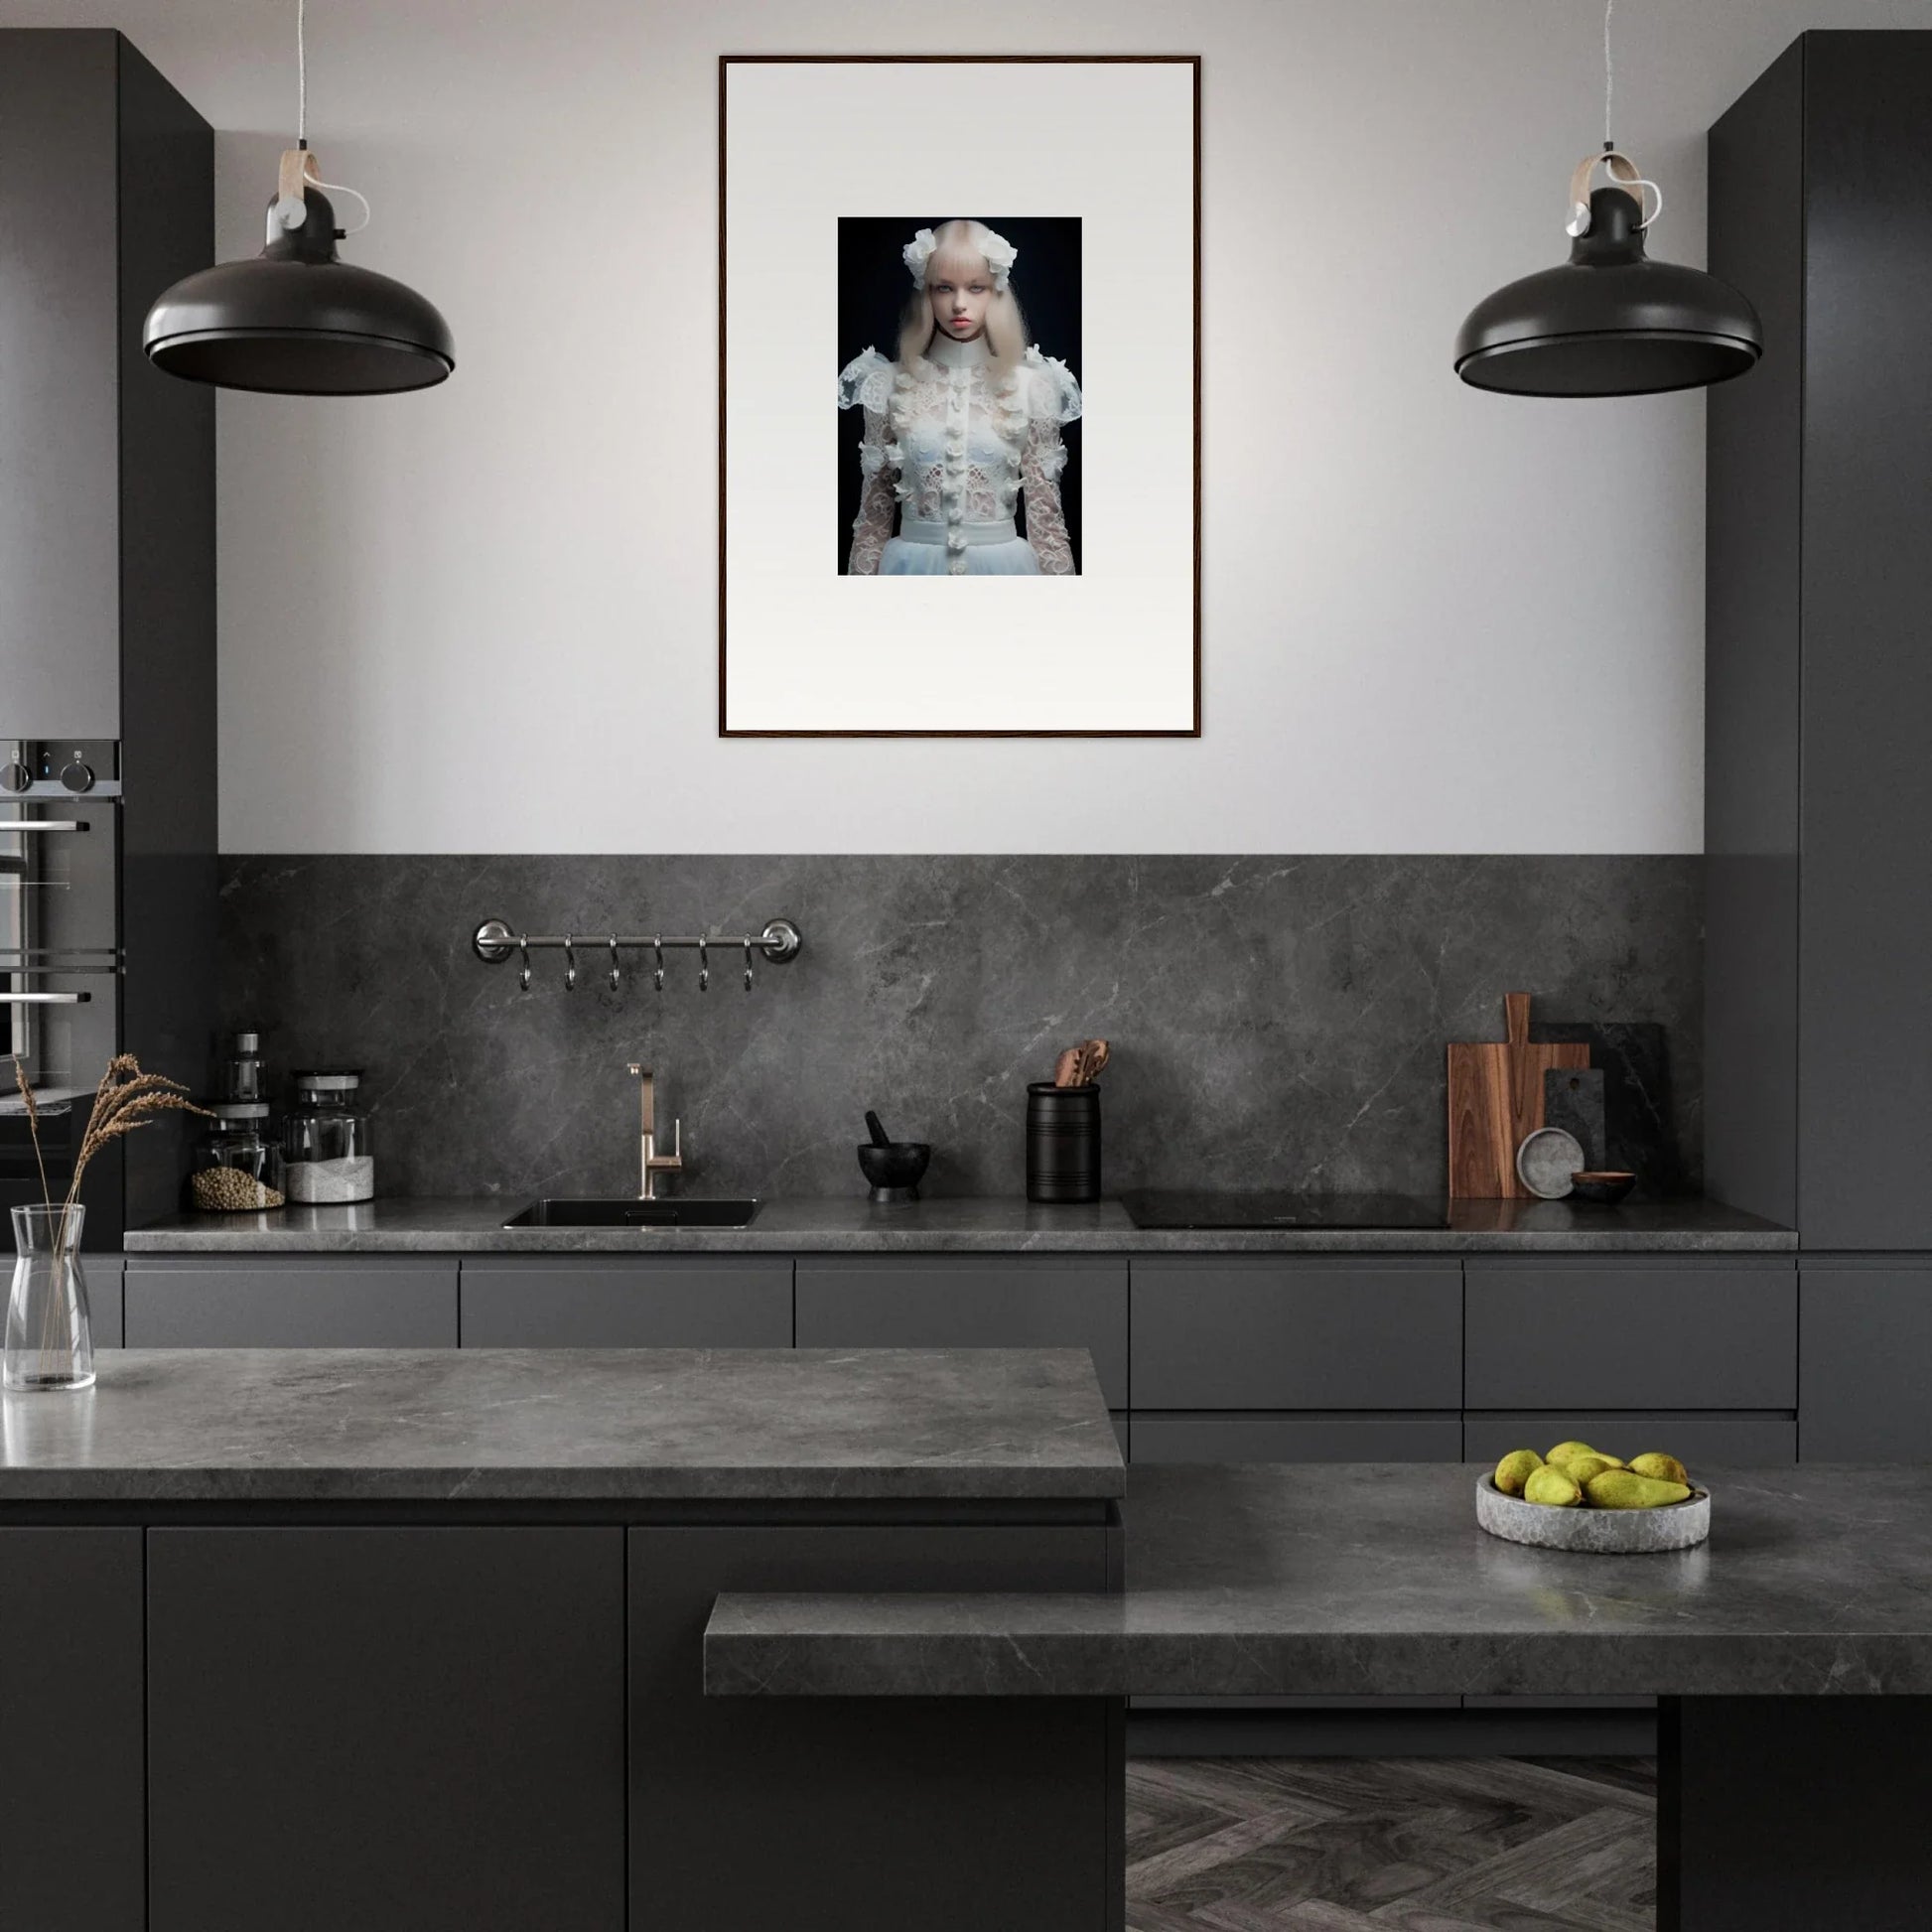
[902,222,1018,294]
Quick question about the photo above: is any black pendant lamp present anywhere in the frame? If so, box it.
[143,0,453,395]
[1454,2,1759,397]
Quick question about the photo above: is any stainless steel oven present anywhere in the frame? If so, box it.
[0,742,123,1232]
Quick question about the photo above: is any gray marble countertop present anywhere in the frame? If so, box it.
[0,1347,1123,1503]
[706,1461,1932,1698]
[122,1194,1795,1254]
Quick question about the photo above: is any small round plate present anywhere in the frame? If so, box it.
[1476,1474,1711,1553]
[1516,1126,1586,1198]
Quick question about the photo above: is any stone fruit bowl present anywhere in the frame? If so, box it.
[1476,1474,1711,1553]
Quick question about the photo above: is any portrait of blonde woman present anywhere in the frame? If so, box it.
[837,217,1082,577]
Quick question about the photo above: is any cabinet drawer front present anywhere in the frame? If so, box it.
[794,1259,1127,1409]
[150,1528,624,1932]
[1131,1414,1463,1463]
[1800,1266,1932,1460]
[460,1260,791,1349]
[1131,1261,1461,1411]
[125,1260,458,1347]
[86,1256,123,1348]
[1463,1412,1796,1466]
[1464,1261,1795,1409]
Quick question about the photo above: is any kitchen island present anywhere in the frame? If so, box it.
[714,1461,1932,1932]
[0,1346,1124,1932]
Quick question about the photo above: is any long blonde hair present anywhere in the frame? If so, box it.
[897,219,1030,377]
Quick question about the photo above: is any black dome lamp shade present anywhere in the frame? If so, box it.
[142,2,453,396]
[1454,152,1760,398]
[1454,0,1758,399]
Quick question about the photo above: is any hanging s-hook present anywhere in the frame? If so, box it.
[1566,149,1662,236]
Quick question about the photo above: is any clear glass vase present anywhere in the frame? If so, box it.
[5,1204,94,1393]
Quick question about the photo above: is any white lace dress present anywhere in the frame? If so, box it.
[836,332,1081,576]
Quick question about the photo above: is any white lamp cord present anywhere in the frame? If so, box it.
[1603,0,1614,150]
[1566,0,1661,234]
[278,0,371,235]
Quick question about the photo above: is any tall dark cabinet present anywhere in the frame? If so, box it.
[0,31,215,1244]
[1707,31,1932,1455]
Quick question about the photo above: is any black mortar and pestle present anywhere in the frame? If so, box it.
[858,1110,930,1204]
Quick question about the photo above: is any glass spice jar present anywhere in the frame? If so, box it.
[190,1103,287,1212]
[282,1069,375,1204]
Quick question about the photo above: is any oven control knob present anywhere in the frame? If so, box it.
[60,759,94,794]
[0,761,29,793]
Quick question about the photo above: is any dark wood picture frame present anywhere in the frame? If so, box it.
[718,54,1202,739]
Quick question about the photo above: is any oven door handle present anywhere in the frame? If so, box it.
[0,821,89,835]
[0,992,89,1005]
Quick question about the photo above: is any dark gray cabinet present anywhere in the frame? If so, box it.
[0,1529,144,1931]
[1464,1259,1796,1410]
[125,1257,458,1346]
[0,32,131,732]
[1463,1413,1796,1466]
[629,1523,1115,1931]
[1708,33,1932,1251]
[1800,1264,1932,1459]
[1132,1414,1461,1463]
[86,1254,124,1347]
[460,1256,791,1348]
[148,1527,625,1932]
[795,1257,1128,1408]
[1131,1258,1461,1411]
[0,31,215,1243]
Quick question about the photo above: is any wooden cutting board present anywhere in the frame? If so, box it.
[1447,993,1590,1198]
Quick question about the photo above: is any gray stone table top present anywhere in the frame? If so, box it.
[0,1347,1123,1504]
[705,1461,1932,1699]
[122,1194,1795,1255]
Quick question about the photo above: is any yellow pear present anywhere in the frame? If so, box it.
[1524,1465,1585,1507]
[1628,1452,1690,1486]
[1553,1451,1619,1485]
[1586,1469,1693,1510]
[1494,1449,1543,1496]
[1546,1440,1598,1463]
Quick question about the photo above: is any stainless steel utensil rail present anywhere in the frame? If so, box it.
[471,916,801,994]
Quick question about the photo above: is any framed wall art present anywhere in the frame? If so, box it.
[719,55,1200,737]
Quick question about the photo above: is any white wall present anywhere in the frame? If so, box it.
[3,0,1919,853]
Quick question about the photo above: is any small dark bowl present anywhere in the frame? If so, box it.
[858,1141,930,1202]
[1569,1170,1637,1205]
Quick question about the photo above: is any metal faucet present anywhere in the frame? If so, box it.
[624,1063,683,1199]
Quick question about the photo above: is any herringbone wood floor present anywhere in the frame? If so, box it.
[1126,1756,1656,1931]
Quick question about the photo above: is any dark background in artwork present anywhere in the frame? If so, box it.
[836,216,1082,575]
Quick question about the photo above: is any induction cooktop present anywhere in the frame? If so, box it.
[1119,1191,1450,1230]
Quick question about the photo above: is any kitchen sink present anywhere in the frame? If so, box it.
[502,1197,761,1229]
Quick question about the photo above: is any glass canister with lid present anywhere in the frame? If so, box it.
[190,1102,288,1212]
[283,1069,375,1203]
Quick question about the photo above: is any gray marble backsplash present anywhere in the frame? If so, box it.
[216,856,1702,1203]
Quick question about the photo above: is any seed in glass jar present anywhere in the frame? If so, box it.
[192,1168,285,1212]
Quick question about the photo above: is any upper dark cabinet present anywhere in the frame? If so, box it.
[1707,33,1932,1250]
[0,30,210,739]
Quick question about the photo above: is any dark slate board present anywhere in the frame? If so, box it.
[1543,1066,1607,1173]
[1530,1023,1686,1197]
